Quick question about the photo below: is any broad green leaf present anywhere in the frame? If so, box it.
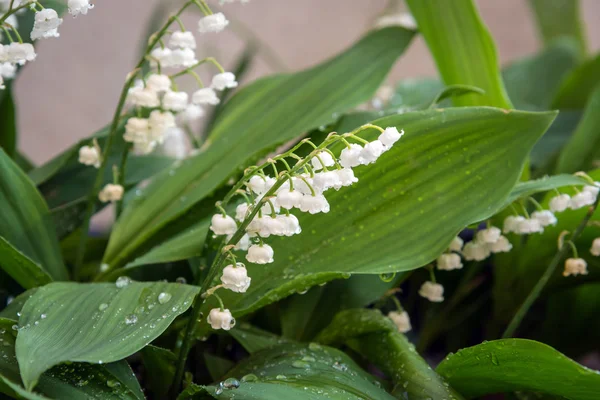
[406,0,512,108]
[141,345,176,399]
[103,27,416,269]
[392,78,443,109]
[0,319,144,400]
[196,108,556,335]
[0,290,37,321]
[184,343,395,400]
[228,323,288,354]
[503,38,581,110]
[15,152,35,173]
[503,174,588,205]
[0,149,68,282]
[428,84,485,109]
[556,84,600,173]
[437,339,600,399]
[204,353,235,381]
[0,236,52,289]
[528,0,587,59]
[317,309,463,400]
[552,52,600,109]
[0,85,17,159]
[15,282,199,390]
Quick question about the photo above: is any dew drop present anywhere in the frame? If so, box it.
[292,361,310,369]
[222,377,240,389]
[241,374,258,382]
[99,303,108,311]
[107,380,121,388]
[40,314,47,319]
[115,276,131,288]
[125,314,138,325]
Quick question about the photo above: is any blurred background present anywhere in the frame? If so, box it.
[13,0,600,164]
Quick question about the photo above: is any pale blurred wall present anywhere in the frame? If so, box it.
[14,0,600,164]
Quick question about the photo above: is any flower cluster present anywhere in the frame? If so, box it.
[205,125,404,329]
[0,1,94,90]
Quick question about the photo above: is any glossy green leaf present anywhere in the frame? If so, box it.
[142,345,177,399]
[0,85,17,158]
[183,343,395,400]
[0,236,52,289]
[428,84,485,109]
[196,108,556,335]
[528,0,587,58]
[0,319,144,400]
[437,339,600,399]
[15,282,199,390]
[556,84,600,173]
[503,38,581,110]
[103,27,416,269]
[503,174,588,205]
[317,309,463,400]
[552,53,600,109]
[0,290,37,321]
[406,0,512,108]
[0,149,68,282]
[228,323,287,354]
[204,353,235,382]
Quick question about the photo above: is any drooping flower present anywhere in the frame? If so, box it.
[160,127,188,159]
[590,238,600,257]
[583,183,600,197]
[503,215,526,234]
[246,244,274,264]
[207,308,235,330]
[68,0,94,16]
[78,145,100,168]
[170,48,197,68]
[169,31,196,49]
[311,151,335,171]
[437,253,463,271]
[0,62,16,79]
[277,214,302,236]
[146,74,172,92]
[419,281,444,302]
[247,175,275,195]
[211,72,238,91]
[476,227,501,244]
[339,144,363,168]
[6,43,36,65]
[192,87,220,105]
[462,241,491,261]
[198,12,229,34]
[359,140,385,164]
[31,9,63,40]
[388,311,411,333]
[312,171,342,193]
[163,91,189,112]
[150,48,173,68]
[127,87,160,108]
[299,194,330,214]
[220,263,251,293]
[549,194,571,213]
[235,203,250,221]
[124,118,150,146]
[177,104,205,122]
[488,236,513,253]
[98,184,124,203]
[570,191,595,210]
[448,236,464,252]
[379,127,403,147]
[276,189,303,210]
[532,210,557,227]
[516,218,544,234]
[148,110,176,144]
[210,214,237,235]
[336,168,358,188]
[563,258,588,277]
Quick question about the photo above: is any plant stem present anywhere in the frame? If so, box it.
[502,196,600,338]
[74,1,196,279]
[116,143,132,218]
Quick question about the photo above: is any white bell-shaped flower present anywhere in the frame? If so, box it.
[233,233,251,251]
[563,258,588,277]
[150,48,173,68]
[276,189,303,209]
[340,144,363,168]
[211,72,238,91]
[0,75,4,90]
[170,48,197,67]
[379,127,403,147]
[570,191,595,210]
[262,216,285,236]
[532,210,557,227]
[31,9,63,40]
[146,74,172,92]
[210,214,237,235]
[462,241,491,261]
[360,140,385,164]
[6,43,36,65]
[149,110,176,144]
[336,168,358,188]
[590,238,600,257]
[169,31,196,49]
[124,117,150,145]
[246,215,270,237]
[419,281,444,302]
[98,184,124,203]
[68,0,94,16]
[448,236,464,252]
[488,236,513,253]
[311,151,335,171]
[177,104,205,123]
[516,218,544,234]
[388,311,411,333]
[437,253,463,270]
[476,227,501,244]
[220,263,251,293]
[235,203,250,221]
[583,183,600,197]
[312,171,342,193]
[292,176,314,195]
[549,194,571,213]
[127,87,160,108]
[161,127,188,159]
[503,215,526,234]
[78,145,100,168]
[192,87,220,105]
[163,91,189,112]
[0,62,16,79]
[299,194,330,214]
[247,175,275,195]
[207,308,235,330]
[246,244,274,264]
[277,214,301,236]
[198,12,229,34]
